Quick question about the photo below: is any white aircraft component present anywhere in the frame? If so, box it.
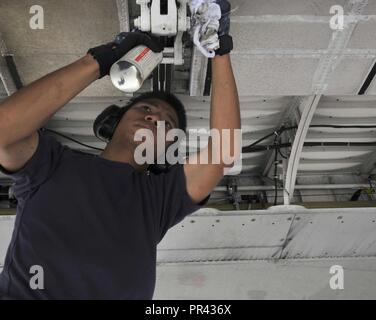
[134,0,191,65]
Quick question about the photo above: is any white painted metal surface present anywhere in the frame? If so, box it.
[156,205,376,299]
[158,206,376,261]
[154,258,376,299]
[158,213,294,262]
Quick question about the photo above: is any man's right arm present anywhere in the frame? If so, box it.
[0,31,164,173]
[0,53,100,172]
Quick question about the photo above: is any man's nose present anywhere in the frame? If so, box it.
[145,114,161,127]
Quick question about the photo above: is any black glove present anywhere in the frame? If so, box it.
[214,0,233,56]
[88,30,163,78]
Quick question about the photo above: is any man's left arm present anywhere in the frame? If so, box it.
[184,53,241,204]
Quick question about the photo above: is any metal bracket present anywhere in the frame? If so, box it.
[134,0,190,66]
[134,0,151,32]
[0,34,19,95]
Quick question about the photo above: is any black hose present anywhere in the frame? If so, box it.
[41,128,104,151]
[43,124,376,154]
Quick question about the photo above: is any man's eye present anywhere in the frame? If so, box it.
[143,106,151,112]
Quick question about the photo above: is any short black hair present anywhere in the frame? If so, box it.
[120,91,187,132]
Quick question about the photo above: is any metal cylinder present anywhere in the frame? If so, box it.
[110,45,163,93]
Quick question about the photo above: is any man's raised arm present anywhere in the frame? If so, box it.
[184,0,241,204]
[0,32,163,172]
[0,54,99,147]
[0,31,163,148]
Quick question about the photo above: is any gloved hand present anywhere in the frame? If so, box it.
[214,0,233,56]
[88,30,163,78]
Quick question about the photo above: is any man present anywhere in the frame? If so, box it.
[0,1,240,299]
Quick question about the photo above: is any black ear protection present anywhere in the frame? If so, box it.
[93,104,128,143]
[93,103,171,174]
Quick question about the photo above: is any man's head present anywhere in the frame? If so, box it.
[119,91,187,132]
[98,91,187,170]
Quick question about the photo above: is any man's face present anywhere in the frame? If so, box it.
[112,98,181,159]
